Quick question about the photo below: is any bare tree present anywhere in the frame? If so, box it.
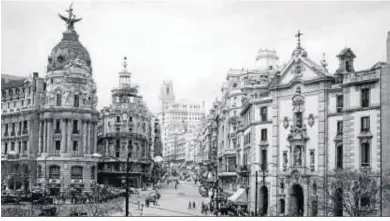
[83,198,124,216]
[317,169,379,216]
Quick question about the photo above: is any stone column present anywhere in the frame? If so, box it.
[79,120,84,155]
[47,120,52,154]
[67,119,72,153]
[86,121,90,154]
[82,120,88,153]
[38,121,42,154]
[43,120,47,153]
[92,123,97,154]
[61,119,66,153]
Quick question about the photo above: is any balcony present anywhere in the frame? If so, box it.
[228,132,236,140]
[228,116,239,124]
[344,69,380,85]
[4,131,9,137]
[72,130,80,134]
[22,129,28,134]
[10,131,15,136]
[237,165,249,174]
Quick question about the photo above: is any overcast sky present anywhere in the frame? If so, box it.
[2,1,390,114]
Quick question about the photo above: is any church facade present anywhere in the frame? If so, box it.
[202,33,389,216]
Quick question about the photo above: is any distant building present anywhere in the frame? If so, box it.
[96,57,153,188]
[158,81,205,163]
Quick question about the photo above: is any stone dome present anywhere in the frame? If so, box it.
[47,31,92,72]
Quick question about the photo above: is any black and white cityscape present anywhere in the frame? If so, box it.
[1,1,390,217]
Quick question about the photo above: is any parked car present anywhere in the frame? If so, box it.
[1,195,20,205]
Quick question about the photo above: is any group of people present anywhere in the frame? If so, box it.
[187,201,196,210]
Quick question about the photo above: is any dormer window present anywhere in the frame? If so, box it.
[57,55,64,63]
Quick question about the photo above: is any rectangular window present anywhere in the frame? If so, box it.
[73,120,78,134]
[361,88,370,108]
[336,144,343,169]
[336,95,343,113]
[361,143,370,167]
[11,142,15,151]
[337,121,343,136]
[261,128,267,141]
[73,141,78,152]
[55,120,61,133]
[74,95,79,107]
[361,117,370,132]
[261,149,267,170]
[23,141,27,153]
[55,140,61,152]
[261,107,268,122]
[56,94,62,106]
[23,121,27,133]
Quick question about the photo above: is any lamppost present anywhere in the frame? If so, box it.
[92,152,132,217]
[44,155,50,196]
[252,162,277,216]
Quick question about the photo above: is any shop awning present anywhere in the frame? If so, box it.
[228,188,247,206]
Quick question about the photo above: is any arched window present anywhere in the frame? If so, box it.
[56,94,62,106]
[345,60,351,72]
[49,165,60,179]
[71,166,83,180]
[280,199,285,214]
[336,143,343,169]
[116,116,121,122]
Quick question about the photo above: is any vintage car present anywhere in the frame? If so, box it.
[38,206,58,216]
[1,194,21,205]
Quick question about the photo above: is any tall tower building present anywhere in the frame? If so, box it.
[159,81,175,112]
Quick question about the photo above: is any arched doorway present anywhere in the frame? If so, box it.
[289,184,304,216]
[259,186,269,216]
[334,188,343,216]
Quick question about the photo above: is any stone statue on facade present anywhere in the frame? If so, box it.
[63,88,72,105]
[294,147,302,166]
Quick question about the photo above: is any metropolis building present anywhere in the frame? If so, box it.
[198,32,390,216]
[96,57,155,188]
[1,8,100,194]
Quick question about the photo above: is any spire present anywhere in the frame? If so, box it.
[123,56,128,71]
[320,53,328,72]
[295,30,304,49]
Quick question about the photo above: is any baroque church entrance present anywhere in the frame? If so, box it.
[289,184,304,216]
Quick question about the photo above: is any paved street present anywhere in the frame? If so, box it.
[112,181,211,216]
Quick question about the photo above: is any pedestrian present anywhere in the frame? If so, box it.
[188,200,192,210]
[193,201,196,209]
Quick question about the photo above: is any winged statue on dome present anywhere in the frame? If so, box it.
[58,2,82,31]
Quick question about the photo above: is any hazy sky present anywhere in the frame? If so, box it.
[2,1,390,113]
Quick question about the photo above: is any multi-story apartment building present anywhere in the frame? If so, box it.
[2,8,100,194]
[151,117,163,158]
[158,81,205,163]
[96,57,153,188]
[1,73,44,191]
[200,32,390,216]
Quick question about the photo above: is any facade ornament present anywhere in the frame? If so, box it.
[292,170,300,183]
[283,150,288,171]
[280,179,285,193]
[292,94,305,112]
[308,114,315,127]
[294,146,302,166]
[283,117,289,129]
[310,149,315,171]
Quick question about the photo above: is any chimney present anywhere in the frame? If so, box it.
[33,72,39,78]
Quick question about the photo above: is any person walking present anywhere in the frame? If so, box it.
[192,201,196,210]
[188,200,192,210]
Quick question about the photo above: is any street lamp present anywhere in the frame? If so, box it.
[92,152,132,217]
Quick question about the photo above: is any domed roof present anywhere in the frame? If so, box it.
[47,31,92,72]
